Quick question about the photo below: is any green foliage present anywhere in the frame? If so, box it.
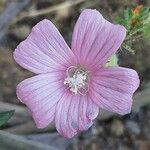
[124,8,133,20]
[115,8,133,30]
[0,110,15,127]
[139,7,150,20]
[115,6,150,54]
[124,8,133,30]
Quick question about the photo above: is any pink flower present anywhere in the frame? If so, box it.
[13,9,140,138]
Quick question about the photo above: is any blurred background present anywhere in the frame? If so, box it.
[0,0,150,150]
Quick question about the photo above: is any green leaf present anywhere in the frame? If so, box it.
[106,54,118,67]
[0,110,15,127]
[123,8,133,30]
[139,7,150,19]
[124,8,133,20]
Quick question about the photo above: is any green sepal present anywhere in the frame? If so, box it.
[106,54,118,67]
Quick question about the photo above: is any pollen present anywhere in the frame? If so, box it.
[64,67,89,95]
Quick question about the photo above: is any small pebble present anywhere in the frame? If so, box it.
[110,119,124,136]
[125,121,140,135]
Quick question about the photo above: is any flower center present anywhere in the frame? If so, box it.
[64,66,89,95]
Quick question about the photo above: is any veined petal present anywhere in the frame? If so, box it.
[55,93,76,138]
[86,95,99,120]
[71,9,126,70]
[16,73,65,128]
[14,19,76,74]
[55,94,99,138]
[91,67,140,115]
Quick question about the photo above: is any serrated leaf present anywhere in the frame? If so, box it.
[0,110,15,127]
[106,55,118,67]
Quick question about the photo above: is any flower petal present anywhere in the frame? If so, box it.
[17,73,65,128]
[71,9,126,69]
[55,93,76,138]
[55,94,99,138]
[91,67,140,115]
[14,19,76,74]
[86,95,99,120]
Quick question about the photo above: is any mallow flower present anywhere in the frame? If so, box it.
[13,9,140,138]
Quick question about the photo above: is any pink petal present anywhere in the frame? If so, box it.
[55,94,99,138]
[91,67,140,115]
[14,19,76,74]
[17,72,65,128]
[86,95,99,120]
[71,9,126,70]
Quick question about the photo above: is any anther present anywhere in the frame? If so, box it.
[64,67,89,95]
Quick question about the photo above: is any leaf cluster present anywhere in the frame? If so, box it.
[115,6,150,54]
